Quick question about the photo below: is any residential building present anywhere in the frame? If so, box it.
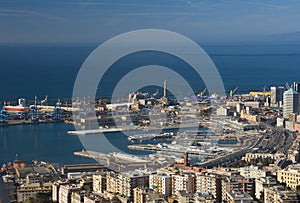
[106,171,149,202]
[149,174,172,197]
[277,164,300,189]
[84,193,110,203]
[239,166,270,179]
[93,173,107,194]
[255,176,277,200]
[172,172,195,196]
[224,191,255,203]
[58,184,81,203]
[71,191,85,203]
[133,187,167,203]
[222,175,254,201]
[105,171,118,194]
[264,186,298,203]
[195,172,222,202]
[194,192,215,203]
[176,190,194,203]
[16,182,52,202]
[118,172,149,201]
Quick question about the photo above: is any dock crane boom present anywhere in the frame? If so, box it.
[40,95,48,105]
[230,86,239,97]
[198,88,207,97]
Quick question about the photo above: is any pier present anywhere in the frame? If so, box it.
[67,122,204,135]
[128,144,217,158]
[68,127,124,135]
[73,150,173,172]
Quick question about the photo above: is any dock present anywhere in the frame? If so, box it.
[128,144,217,158]
[67,122,204,135]
[73,150,173,172]
[1,119,63,126]
[68,128,124,135]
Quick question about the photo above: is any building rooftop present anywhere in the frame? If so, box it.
[284,88,298,95]
[121,171,148,178]
[281,164,300,173]
[266,186,298,200]
[16,166,54,179]
[226,191,254,201]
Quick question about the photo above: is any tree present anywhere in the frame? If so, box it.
[111,195,121,203]
[35,193,52,203]
[81,184,92,193]
[24,192,52,203]
[258,191,264,203]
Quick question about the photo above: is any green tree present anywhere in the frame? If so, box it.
[258,191,264,203]
[81,184,92,193]
[24,192,52,203]
[111,195,121,203]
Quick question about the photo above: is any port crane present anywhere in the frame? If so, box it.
[53,98,62,121]
[285,82,291,89]
[230,86,239,98]
[40,95,48,105]
[197,88,207,97]
[30,95,39,123]
[153,89,159,98]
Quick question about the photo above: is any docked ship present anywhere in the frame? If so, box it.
[128,132,175,141]
[3,98,30,113]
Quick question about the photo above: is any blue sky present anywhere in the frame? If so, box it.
[0,0,300,43]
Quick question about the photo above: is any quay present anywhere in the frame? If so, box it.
[68,127,124,135]
[73,150,171,172]
[1,119,63,126]
[74,150,148,163]
[67,122,204,135]
[128,144,217,158]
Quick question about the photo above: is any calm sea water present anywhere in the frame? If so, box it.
[0,43,299,164]
[0,123,96,165]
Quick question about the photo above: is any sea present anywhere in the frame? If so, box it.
[0,43,299,165]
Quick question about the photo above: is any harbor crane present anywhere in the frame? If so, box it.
[262,86,267,93]
[230,86,239,98]
[153,89,159,98]
[56,98,61,107]
[40,96,48,105]
[30,95,39,123]
[285,82,291,89]
[197,88,207,97]
[53,98,62,121]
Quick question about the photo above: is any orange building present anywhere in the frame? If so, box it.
[294,122,300,132]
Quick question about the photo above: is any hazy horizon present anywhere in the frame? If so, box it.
[1,0,300,44]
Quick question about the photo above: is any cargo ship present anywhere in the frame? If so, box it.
[3,98,30,113]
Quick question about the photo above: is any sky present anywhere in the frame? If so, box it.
[0,0,300,43]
